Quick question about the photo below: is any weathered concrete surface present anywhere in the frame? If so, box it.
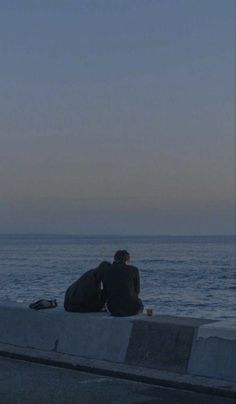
[0,303,64,351]
[0,302,235,390]
[188,320,236,382]
[0,303,133,362]
[195,319,236,340]
[0,356,235,404]
[125,317,212,373]
[58,313,133,362]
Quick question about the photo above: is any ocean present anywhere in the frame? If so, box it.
[0,235,235,320]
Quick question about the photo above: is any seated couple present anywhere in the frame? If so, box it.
[64,250,143,317]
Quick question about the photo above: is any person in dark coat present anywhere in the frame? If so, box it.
[64,261,110,312]
[101,250,143,316]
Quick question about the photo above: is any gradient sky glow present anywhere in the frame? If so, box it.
[0,0,235,235]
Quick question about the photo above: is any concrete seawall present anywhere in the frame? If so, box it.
[0,303,235,396]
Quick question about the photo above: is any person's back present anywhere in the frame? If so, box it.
[64,261,110,312]
[102,250,143,316]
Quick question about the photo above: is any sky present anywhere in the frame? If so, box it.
[0,0,235,235]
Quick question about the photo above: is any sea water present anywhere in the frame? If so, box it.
[0,235,235,320]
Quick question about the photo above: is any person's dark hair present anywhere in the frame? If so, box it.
[114,250,130,264]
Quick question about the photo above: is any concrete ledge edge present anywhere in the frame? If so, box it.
[0,344,235,399]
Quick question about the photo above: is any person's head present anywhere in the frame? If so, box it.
[114,250,130,265]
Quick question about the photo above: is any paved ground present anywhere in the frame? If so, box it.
[0,357,234,404]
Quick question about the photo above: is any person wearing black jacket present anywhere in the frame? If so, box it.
[101,250,143,316]
[64,261,110,312]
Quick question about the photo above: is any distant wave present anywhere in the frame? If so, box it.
[139,259,186,264]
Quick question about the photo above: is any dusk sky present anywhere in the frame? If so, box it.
[0,0,235,235]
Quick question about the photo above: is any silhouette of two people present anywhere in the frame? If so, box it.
[64,250,143,317]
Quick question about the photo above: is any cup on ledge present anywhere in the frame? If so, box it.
[146,306,153,317]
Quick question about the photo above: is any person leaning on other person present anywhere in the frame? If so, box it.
[64,261,110,313]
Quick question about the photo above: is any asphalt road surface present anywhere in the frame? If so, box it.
[0,357,234,404]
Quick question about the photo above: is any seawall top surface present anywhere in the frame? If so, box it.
[196,319,236,340]
[0,301,216,327]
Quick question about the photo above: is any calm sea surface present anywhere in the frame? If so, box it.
[0,235,235,320]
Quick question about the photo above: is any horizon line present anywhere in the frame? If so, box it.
[0,233,235,238]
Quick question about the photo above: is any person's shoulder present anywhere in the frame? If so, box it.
[99,261,111,268]
[127,264,139,272]
[94,261,111,280]
[96,261,111,273]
